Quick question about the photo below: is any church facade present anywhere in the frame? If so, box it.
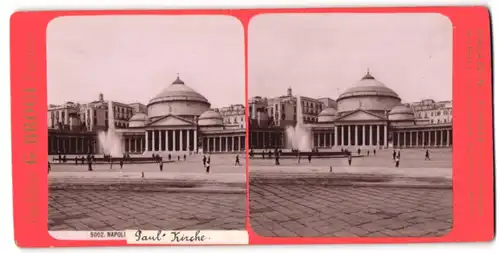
[248,71,452,150]
[48,76,246,155]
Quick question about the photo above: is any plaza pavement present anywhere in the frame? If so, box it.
[249,148,453,237]
[49,189,245,231]
[48,154,246,231]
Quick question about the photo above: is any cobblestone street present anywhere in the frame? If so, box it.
[250,184,452,237]
[49,190,245,231]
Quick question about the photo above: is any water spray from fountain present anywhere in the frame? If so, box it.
[285,95,312,151]
[97,100,124,157]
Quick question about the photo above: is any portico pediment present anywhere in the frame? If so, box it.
[147,115,196,127]
[335,110,386,122]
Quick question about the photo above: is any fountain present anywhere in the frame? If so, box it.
[285,96,312,151]
[97,100,123,157]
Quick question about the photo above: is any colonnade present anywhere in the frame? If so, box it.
[202,135,245,153]
[392,129,452,148]
[48,135,96,154]
[145,129,197,152]
[314,124,388,148]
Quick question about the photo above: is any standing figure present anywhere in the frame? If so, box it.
[205,160,211,173]
[203,155,207,167]
[307,154,312,163]
[119,159,124,170]
[392,150,396,160]
[159,161,163,172]
[235,155,241,166]
[87,156,93,171]
[75,156,78,165]
[348,154,352,166]
[275,154,280,166]
[183,154,187,161]
[357,148,361,155]
[168,153,172,161]
[109,156,113,169]
[397,150,401,159]
[367,150,370,156]
[425,149,431,160]
[261,150,265,159]
[373,149,376,156]
[395,156,400,168]
[297,152,301,164]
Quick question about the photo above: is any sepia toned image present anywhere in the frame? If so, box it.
[248,13,453,237]
[46,15,246,234]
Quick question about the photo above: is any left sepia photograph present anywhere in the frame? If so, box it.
[46,15,246,236]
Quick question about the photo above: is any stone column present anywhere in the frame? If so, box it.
[226,137,229,152]
[180,130,184,151]
[368,125,372,146]
[152,131,156,152]
[236,136,240,152]
[334,126,338,146]
[165,130,169,151]
[441,130,445,147]
[347,125,351,147]
[362,125,366,146]
[384,125,388,148]
[376,125,380,147]
[145,131,149,152]
[354,125,358,147]
[427,131,431,146]
[173,130,177,151]
[194,130,198,152]
[187,129,191,151]
[446,130,450,146]
[434,131,438,147]
[158,131,163,151]
[219,136,222,152]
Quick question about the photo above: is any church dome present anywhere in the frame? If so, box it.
[147,75,211,120]
[128,113,148,127]
[336,70,401,114]
[149,76,209,105]
[198,109,223,126]
[388,104,415,121]
[318,107,337,123]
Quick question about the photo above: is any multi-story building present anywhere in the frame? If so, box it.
[128,102,147,114]
[249,70,453,150]
[47,101,81,131]
[317,97,337,110]
[218,104,246,129]
[48,76,246,155]
[411,99,452,124]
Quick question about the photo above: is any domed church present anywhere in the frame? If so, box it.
[115,75,246,155]
[250,70,452,150]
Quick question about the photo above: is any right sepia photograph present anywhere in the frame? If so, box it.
[247,13,453,238]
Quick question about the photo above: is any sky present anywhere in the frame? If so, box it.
[47,15,244,108]
[248,13,453,103]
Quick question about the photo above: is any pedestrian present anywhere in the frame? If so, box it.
[308,154,312,163]
[109,156,113,169]
[119,159,124,169]
[373,149,376,156]
[395,156,400,168]
[425,149,431,160]
[207,156,211,164]
[297,152,301,164]
[367,150,370,156]
[74,156,78,165]
[183,154,187,161]
[178,156,180,161]
[348,154,352,166]
[235,155,241,166]
[159,161,163,172]
[203,155,207,167]
[392,150,396,160]
[168,153,171,161]
[261,150,265,159]
[87,158,93,172]
[205,160,210,173]
[357,148,361,155]
[275,155,280,166]
[397,150,401,159]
